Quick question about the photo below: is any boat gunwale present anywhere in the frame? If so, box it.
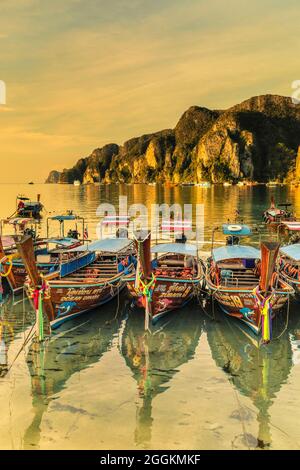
[205,273,294,295]
[48,262,135,288]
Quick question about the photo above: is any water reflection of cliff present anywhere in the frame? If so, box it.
[120,308,203,448]
[24,305,121,449]
[205,312,300,448]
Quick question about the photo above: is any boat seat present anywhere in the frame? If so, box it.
[218,263,246,270]
[158,259,185,267]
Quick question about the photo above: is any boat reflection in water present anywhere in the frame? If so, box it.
[0,298,33,377]
[24,300,122,449]
[120,306,203,448]
[205,310,300,448]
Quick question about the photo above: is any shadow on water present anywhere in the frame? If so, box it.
[23,299,122,449]
[119,305,204,448]
[204,305,300,449]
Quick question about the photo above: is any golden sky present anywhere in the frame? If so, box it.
[0,0,299,183]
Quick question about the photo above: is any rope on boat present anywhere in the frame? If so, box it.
[5,323,36,375]
[272,294,291,341]
[0,254,18,278]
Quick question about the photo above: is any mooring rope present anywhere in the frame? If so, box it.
[272,294,291,341]
[6,323,36,374]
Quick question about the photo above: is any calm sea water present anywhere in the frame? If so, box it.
[0,183,300,450]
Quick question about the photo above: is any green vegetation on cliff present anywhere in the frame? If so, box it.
[46,95,300,184]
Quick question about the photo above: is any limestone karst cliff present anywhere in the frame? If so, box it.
[46,95,300,184]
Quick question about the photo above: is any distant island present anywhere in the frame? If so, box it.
[46,94,300,185]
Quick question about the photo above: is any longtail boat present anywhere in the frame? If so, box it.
[16,236,135,330]
[263,197,295,226]
[125,230,203,328]
[205,224,293,342]
[0,213,86,293]
[0,216,39,250]
[279,243,300,296]
[16,194,43,219]
[276,221,300,295]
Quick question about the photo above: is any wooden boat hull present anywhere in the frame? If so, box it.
[46,267,134,329]
[11,264,55,289]
[126,277,199,323]
[7,249,95,290]
[279,270,300,296]
[206,279,291,335]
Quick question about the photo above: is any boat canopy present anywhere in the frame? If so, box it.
[24,201,40,207]
[47,237,80,247]
[49,215,79,221]
[151,243,197,256]
[280,222,300,232]
[212,245,260,263]
[222,224,252,236]
[280,244,300,261]
[69,238,133,253]
[3,217,35,225]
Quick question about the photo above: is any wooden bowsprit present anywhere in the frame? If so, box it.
[15,236,54,341]
[256,241,281,343]
[134,231,153,331]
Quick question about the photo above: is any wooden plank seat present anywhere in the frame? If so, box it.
[219,266,259,287]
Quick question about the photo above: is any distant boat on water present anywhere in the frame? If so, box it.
[195,181,211,188]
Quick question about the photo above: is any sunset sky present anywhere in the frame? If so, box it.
[0,0,299,183]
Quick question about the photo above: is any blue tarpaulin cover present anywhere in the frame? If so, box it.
[280,244,300,261]
[69,238,133,253]
[49,215,78,221]
[47,238,80,247]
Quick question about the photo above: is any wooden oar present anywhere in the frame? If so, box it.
[0,236,17,289]
[259,241,280,292]
[15,235,55,322]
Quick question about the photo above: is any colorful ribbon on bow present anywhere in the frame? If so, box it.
[253,286,274,343]
[30,281,51,342]
[136,271,156,305]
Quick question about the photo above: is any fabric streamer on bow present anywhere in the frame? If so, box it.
[31,281,50,342]
[253,286,274,343]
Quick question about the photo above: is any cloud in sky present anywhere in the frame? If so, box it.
[0,0,299,182]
